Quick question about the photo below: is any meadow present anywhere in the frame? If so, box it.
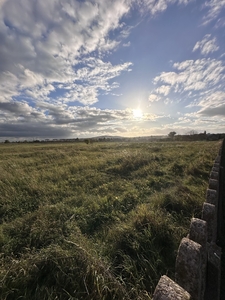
[0,140,222,299]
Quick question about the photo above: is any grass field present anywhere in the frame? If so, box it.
[0,140,222,299]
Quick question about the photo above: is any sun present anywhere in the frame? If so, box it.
[133,108,143,119]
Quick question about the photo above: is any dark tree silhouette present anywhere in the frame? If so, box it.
[168,131,176,138]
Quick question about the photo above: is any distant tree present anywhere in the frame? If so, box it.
[4,140,10,143]
[168,131,176,139]
[84,139,90,144]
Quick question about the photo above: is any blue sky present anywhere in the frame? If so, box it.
[0,0,225,140]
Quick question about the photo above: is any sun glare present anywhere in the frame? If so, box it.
[133,108,143,119]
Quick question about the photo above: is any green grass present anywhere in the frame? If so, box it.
[0,140,221,299]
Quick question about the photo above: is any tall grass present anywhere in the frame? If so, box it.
[0,140,221,299]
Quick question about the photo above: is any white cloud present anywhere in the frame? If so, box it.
[197,91,225,116]
[123,41,131,47]
[120,24,134,39]
[0,0,133,107]
[0,0,139,138]
[193,34,219,55]
[137,0,192,15]
[154,58,225,93]
[203,0,225,25]
[149,94,161,102]
[0,71,20,102]
[25,84,55,101]
[152,56,225,126]
[156,85,170,96]
[56,58,133,105]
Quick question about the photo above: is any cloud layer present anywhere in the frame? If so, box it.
[0,0,136,138]
[0,0,133,104]
[0,0,225,139]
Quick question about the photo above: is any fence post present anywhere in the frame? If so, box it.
[175,237,202,300]
[202,203,216,243]
[153,275,190,300]
[206,189,218,206]
[189,218,207,299]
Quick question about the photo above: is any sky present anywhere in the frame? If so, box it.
[0,0,225,140]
